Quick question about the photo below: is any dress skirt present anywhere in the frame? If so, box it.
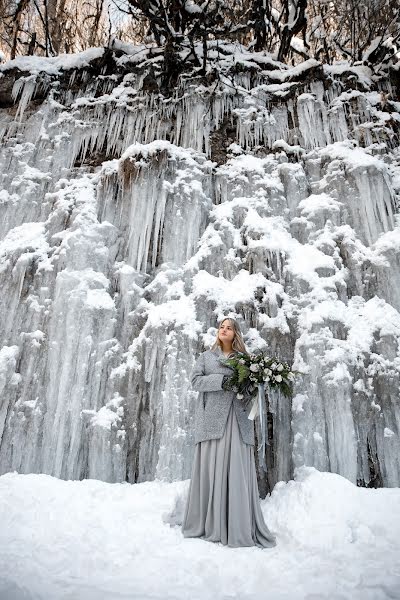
[181,403,277,549]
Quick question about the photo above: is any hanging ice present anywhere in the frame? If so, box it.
[0,45,399,488]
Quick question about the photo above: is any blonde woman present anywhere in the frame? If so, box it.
[181,317,277,548]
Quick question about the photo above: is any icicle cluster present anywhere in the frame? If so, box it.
[0,45,399,486]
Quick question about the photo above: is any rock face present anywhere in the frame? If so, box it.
[0,44,399,489]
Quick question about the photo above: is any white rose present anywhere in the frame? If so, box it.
[271,362,277,370]
[275,374,282,382]
[264,376,270,382]
[287,372,294,381]
[250,364,259,372]
[277,364,284,372]
[236,393,244,399]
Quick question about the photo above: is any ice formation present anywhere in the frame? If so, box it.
[0,44,399,488]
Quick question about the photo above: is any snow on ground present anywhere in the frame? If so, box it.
[0,467,399,600]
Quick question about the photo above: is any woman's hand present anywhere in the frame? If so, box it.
[221,374,234,391]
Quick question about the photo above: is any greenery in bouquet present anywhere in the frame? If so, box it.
[220,351,299,405]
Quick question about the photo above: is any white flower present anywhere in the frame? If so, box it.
[271,362,277,370]
[264,376,270,382]
[239,358,246,364]
[287,372,295,381]
[250,364,260,372]
[277,364,284,372]
[275,374,282,382]
[236,393,244,399]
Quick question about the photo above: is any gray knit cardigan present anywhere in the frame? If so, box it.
[190,346,255,445]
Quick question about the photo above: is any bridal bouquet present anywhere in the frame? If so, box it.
[220,351,297,403]
[220,351,298,473]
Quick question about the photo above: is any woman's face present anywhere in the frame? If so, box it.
[218,320,235,344]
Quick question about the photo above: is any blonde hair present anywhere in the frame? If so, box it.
[210,317,248,355]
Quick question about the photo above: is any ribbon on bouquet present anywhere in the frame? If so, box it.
[248,382,268,473]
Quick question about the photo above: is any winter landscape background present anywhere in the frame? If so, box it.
[1,41,399,491]
[0,1,400,598]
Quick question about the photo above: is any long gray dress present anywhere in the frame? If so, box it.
[181,400,277,549]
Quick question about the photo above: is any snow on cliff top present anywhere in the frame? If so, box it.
[0,47,104,75]
[0,42,375,90]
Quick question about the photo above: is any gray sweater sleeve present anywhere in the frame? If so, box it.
[190,352,225,392]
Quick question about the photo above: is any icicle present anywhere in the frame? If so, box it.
[297,93,331,148]
[12,75,37,122]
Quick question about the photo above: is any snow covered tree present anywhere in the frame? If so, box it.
[1,0,399,78]
[306,0,400,68]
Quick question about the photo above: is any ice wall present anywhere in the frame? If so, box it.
[0,45,399,489]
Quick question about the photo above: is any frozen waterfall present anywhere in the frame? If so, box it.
[0,45,399,489]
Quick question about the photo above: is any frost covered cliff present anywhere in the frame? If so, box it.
[0,43,399,491]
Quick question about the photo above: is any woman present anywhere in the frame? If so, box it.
[181,317,277,549]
